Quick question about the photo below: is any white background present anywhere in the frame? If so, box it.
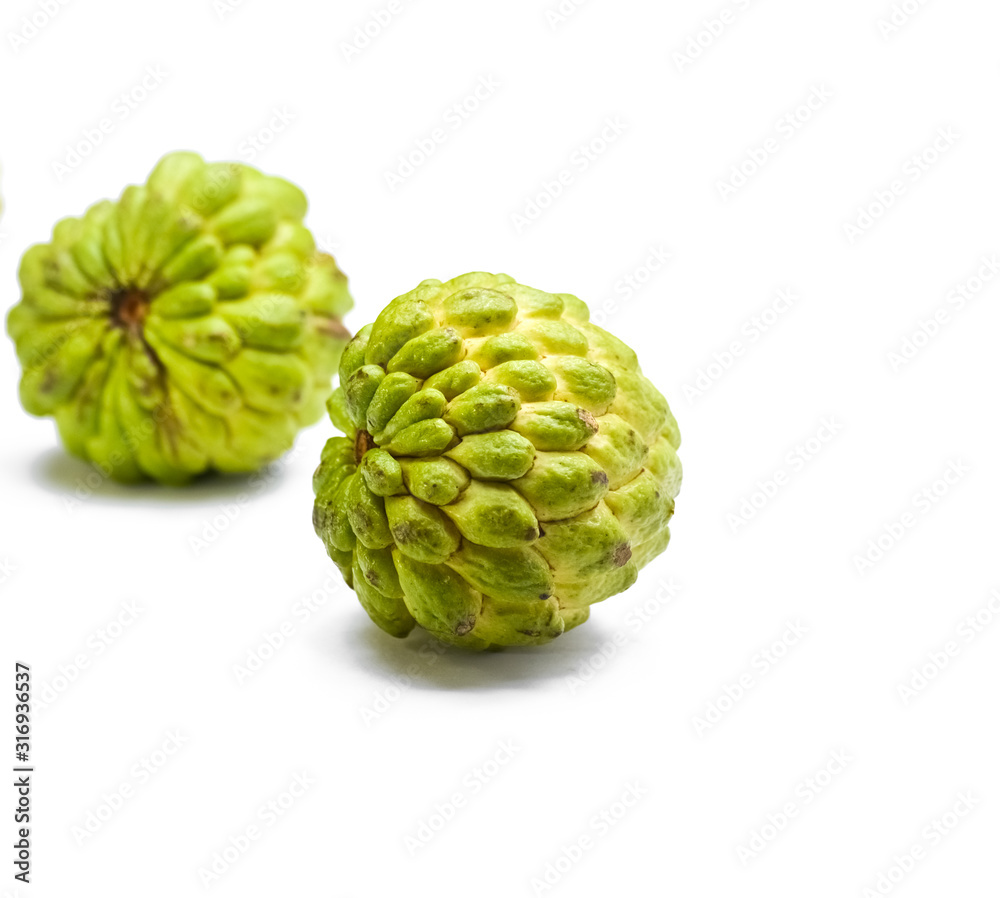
[1,0,998,895]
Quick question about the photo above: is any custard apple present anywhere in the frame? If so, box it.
[312,272,681,649]
[6,151,352,484]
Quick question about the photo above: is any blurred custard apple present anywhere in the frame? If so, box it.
[312,272,681,649]
[6,151,352,484]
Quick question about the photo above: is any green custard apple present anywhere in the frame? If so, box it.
[312,272,681,649]
[6,151,353,484]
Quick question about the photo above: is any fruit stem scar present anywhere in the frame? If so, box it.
[355,429,376,464]
[111,287,151,334]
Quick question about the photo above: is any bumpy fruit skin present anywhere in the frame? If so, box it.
[6,151,352,484]
[312,272,681,649]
